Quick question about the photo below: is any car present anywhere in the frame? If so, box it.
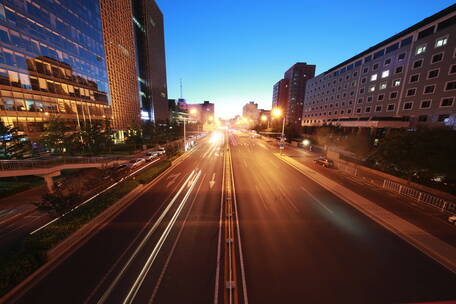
[145,151,159,161]
[314,157,334,168]
[129,158,146,168]
[157,147,166,155]
[448,215,456,225]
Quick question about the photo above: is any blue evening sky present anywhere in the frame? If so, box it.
[157,0,454,118]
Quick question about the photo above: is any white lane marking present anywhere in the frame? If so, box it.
[255,185,270,211]
[243,159,248,168]
[166,172,182,188]
[97,170,196,304]
[277,186,299,213]
[300,186,334,214]
[209,173,216,189]
[123,170,202,304]
[148,173,206,304]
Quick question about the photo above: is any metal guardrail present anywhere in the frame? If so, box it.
[335,161,456,214]
[0,156,129,171]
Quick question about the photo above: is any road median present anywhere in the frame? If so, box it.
[274,153,456,274]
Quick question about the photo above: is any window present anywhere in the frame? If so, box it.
[449,64,456,75]
[369,85,375,92]
[381,70,390,78]
[403,102,413,110]
[432,53,443,63]
[365,107,371,113]
[384,58,391,65]
[395,66,403,74]
[438,114,449,122]
[363,67,368,73]
[440,97,454,107]
[406,88,416,96]
[347,109,352,114]
[413,60,423,69]
[390,92,398,99]
[393,79,401,87]
[418,115,427,122]
[367,96,373,102]
[427,69,439,79]
[422,86,435,97]
[380,83,387,90]
[356,108,361,113]
[375,105,382,112]
[387,104,395,111]
[398,53,406,61]
[378,94,384,101]
[361,77,366,84]
[358,98,363,104]
[420,100,431,109]
[370,74,378,81]
[373,63,379,70]
[416,45,427,55]
[445,81,456,91]
[410,74,419,83]
[435,37,448,48]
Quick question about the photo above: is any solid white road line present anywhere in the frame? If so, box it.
[97,170,196,304]
[300,186,334,214]
[148,173,206,304]
[122,170,202,304]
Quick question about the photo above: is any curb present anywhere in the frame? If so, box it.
[0,150,193,304]
[275,153,456,275]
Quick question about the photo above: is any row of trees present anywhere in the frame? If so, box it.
[306,124,456,189]
[0,117,198,158]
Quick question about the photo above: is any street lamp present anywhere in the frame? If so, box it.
[261,115,270,129]
[272,107,286,154]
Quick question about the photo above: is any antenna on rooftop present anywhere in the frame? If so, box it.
[180,78,183,99]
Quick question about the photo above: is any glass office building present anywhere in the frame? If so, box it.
[0,0,111,137]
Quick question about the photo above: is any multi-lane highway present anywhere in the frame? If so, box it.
[7,130,456,304]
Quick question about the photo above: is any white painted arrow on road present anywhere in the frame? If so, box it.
[209,173,216,189]
[166,172,181,188]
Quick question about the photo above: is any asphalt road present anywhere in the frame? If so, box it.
[229,132,456,304]
[14,133,224,304]
[9,130,456,304]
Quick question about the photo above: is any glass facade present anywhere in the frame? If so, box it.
[0,0,110,135]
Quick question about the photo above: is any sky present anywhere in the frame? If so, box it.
[157,0,455,119]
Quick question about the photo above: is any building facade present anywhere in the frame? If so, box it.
[100,0,140,131]
[0,0,111,137]
[284,63,315,127]
[132,0,168,123]
[302,4,456,129]
[272,78,289,113]
[187,101,215,124]
[242,101,260,123]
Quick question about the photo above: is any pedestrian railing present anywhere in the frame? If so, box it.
[335,159,456,214]
[0,156,129,171]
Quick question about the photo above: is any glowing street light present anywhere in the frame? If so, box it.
[261,115,267,121]
[272,107,286,154]
[208,115,214,122]
[303,139,310,146]
[189,108,197,115]
[272,108,282,118]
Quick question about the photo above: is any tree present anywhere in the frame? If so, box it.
[39,117,70,154]
[0,121,28,159]
[344,131,373,159]
[369,128,456,182]
[78,120,113,155]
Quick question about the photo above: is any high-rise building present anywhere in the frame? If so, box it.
[132,0,168,123]
[100,0,141,130]
[283,63,315,127]
[0,0,111,138]
[272,78,289,112]
[242,101,260,123]
[302,4,456,130]
[187,101,215,124]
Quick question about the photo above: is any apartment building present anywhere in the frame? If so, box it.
[302,4,456,130]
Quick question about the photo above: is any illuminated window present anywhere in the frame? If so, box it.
[393,79,401,87]
[380,83,387,90]
[381,70,389,78]
[435,37,448,48]
[370,74,377,81]
[369,85,375,92]
[416,45,427,55]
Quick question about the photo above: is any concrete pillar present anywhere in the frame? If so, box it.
[41,171,61,193]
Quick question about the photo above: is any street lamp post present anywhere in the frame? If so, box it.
[181,108,198,152]
[272,108,286,155]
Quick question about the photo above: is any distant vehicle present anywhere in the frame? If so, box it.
[114,164,130,172]
[157,147,166,155]
[314,157,334,168]
[145,151,159,161]
[129,158,146,168]
[448,215,456,225]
